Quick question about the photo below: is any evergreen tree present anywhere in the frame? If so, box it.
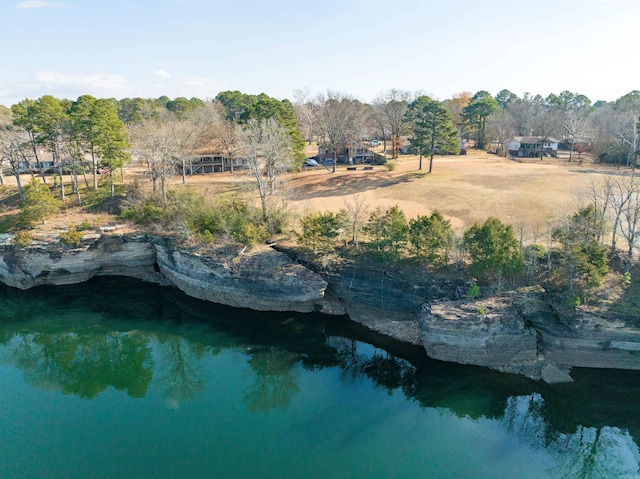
[19,177,61,227]
[406,96,459,172]
[297,211,344,254]
[462,91,498,149]
[408,211,454,266]
[463,217,523,288]
[365,205,408,260]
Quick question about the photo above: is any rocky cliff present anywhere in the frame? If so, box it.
[420,287,640,382]
[0,233,163,289]
[154,243,327,312]
[0,232,327,313]
[3,232,640,383]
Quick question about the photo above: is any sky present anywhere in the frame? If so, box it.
[1,0,638,107]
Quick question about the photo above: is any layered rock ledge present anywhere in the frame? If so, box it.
[0,233,327,313]
[2,232,640,383]
[420,287,640,382]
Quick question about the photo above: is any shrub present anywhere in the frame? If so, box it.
[13,230,33,247]
[385,160,398,171]
[59,229,83,246]
[467,281,480,300]
[364,205,408,261]
[121,200,167,225]
[463,217,523,287]
[19,177,61,227]
[408,211,454,266]
[0,215,19,233]
[297,211,344,254]
[77,221,93,231]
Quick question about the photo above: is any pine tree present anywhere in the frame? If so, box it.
[406,96,459,172]
[19,177,61,227]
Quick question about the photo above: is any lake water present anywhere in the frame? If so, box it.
[1,277,639,479]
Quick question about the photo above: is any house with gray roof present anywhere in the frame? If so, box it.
[507,136,559,158]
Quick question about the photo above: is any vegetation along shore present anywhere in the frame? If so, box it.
[1,89,639,382]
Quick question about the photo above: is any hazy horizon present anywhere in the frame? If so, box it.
[1,0,638,106]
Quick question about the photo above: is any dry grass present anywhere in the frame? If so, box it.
[282,149,612,238]
[0,151,624,242]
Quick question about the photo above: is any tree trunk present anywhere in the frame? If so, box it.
[73,168,82,206]
[260,191,268,222]
[91,146,97,190]
[13,172,25,200]
[58,164,65,201]
[568,139,575,162]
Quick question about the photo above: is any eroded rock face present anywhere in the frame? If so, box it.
[154,244,327,312]
[0,234,328,314]
[0,235,163,289]
[419,299,539,377]
[282,255,426,345]
[538,309,640,371]
[420,288,640,382]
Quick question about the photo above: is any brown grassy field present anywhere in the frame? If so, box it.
[0,148,621,243]
[172,147,614,241]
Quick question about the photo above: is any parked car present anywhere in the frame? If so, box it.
[97,166,110,174]
[302,158,318,167]
[324,158,334,166]
[368,140,381,146]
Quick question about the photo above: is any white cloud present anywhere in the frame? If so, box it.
[151,70,171,78]
[35,70,134,97]
[15,1,71,9]
[176,76,225,98]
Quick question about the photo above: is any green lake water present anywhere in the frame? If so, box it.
[1,277,639,479]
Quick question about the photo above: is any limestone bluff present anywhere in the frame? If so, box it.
[0,233,327,313]
[1,231,639,383]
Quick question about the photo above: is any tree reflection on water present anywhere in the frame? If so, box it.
[244,347,300,411]
[503,393,640,478]
[1,278,640,477]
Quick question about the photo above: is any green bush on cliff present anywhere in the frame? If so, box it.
[463,217,523,289]
[18,177,61,227]
[121,200,167,225]
[59,229,83,246]
[297,211,345,254]
[364,205,408,262]
[13,230,33,246]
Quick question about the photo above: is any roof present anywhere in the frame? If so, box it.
[512,136,560,144]
[193,145,225,156]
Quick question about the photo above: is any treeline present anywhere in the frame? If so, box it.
[292,88,640,168]
[0,91,306,216]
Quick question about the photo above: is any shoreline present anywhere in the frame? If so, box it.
[2,231,639,384]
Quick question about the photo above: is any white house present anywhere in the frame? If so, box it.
[507,136,559,158]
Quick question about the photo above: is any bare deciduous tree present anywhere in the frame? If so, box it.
[342,194,369,248]
[373,89,412,159]
[616,174,640,272]
[0,129,33,200]
[486,109,516,155]
[238,118,294,221]
[293,88,318,145]
[315,91,363,173]
[130,120,180,207]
